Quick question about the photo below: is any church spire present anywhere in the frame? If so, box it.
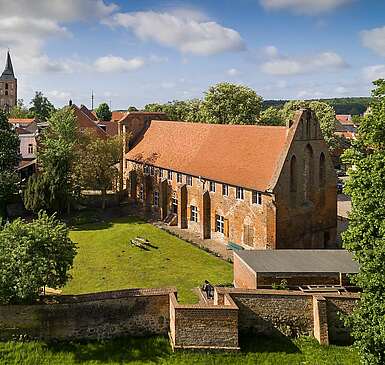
[0,51,15,80]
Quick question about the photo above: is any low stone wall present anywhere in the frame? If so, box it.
[169,292,239,351]
[215,288,359,345]
[0,288,176,341]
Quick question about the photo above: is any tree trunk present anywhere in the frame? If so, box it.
[102,189,107,210]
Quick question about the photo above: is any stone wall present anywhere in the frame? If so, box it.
[0,288,175,341]
[169,292,239,351]
[215,288,358,344]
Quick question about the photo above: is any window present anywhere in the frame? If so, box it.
[177,173,182,183]
[159,168,164,178]
[27,144,33,154]
[150,166,155,176]
[236,187,244,200]
[190,206,198,222]
[215,215,225,234]
[168,170,173,180]
[290,155,297,192]
[125,160,128,169]
[222,184,229,196]
[209,181,216,192]
[143,165,149,174]
[319,153,326,187]
[252,191,262,205]
[139,185,144,200]
[172,198,178,214]
[153,191,159,207]
[186,175,192,186]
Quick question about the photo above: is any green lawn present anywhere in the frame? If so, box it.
[0,335,359,365]
[63,216,233,303]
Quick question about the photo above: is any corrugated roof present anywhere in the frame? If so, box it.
[126,120,288,191]
[236,250,359,274]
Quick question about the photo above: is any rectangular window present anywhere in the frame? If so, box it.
[153,191,159,207]
[215,215,225,234]
[186,175,192,186]
[28,144,33,154]
[125,159,128,169]
[168,170,173,181]
[236,187,244,200]
[209,181,216,192]
[139,185,144,200]
[190,205,198,222]
[143,165,149,174]
[150,166,155,176]
[172,198,178,214]
[159,168,163,178]
[222,184,229,196]
[252,191,262,205]
[177,173,182,183]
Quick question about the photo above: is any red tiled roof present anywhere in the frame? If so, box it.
[111,111,127,122]
[336,115,353,125]
[126,121,289,191]
[71,105,107,139]
[80,105,98,121]
[97,120,119,136]
[9,118,35,124]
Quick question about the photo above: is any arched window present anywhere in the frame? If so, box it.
[306,119,311,139]
[319,153,326,187]
[304,144,314,202]
[5,91,8,96]
[290,155,297,192]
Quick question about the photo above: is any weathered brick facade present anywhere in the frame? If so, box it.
[123,108,337,249]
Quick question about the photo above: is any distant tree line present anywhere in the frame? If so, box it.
[263,97,371,115]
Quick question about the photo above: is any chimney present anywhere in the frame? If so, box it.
[69,99,73,106]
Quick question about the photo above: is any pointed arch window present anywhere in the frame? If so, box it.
[290,155,297,192]
[319,153,326,187]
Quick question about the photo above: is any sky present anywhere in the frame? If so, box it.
[1,0,385,109]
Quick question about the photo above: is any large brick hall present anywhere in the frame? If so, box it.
[123,109,337,250]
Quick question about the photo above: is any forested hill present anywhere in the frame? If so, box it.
[263,97,371,115]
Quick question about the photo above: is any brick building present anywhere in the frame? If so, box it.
[124,108,337,249]
[0,51,17,112]
[233,249,359,289]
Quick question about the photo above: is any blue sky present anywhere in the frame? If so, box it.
[1,0,385,109]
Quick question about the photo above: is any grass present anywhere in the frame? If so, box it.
[63,216,233,303]
[0,335,359,365]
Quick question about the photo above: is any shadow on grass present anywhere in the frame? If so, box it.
[239,333,301,354]
[46,336,172,363]
[70,215,147,231]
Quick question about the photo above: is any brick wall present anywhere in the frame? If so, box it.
[169,292,239,351]
[233,253,257,289]
[0,288,175,341]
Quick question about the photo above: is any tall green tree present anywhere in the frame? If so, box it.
[75,133,123,209]
[95,102,112,121]
[342,79,385,365]
[0,111,20,219]
[201,83,263,124]
[0,212,76,304]
[259,106,285,126]
[24,107,79,214]
[29,91,55,123]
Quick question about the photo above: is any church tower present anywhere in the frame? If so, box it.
[0,51,17,113]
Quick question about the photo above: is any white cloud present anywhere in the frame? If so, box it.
[335,86,348,94]
[0,0,117,74]
[0,0,117,22]
[363,65,385,81]
[361,26,385,57]
[108,10,245,55]
[94,56,145,72]
[261,49,348,75]
[297,89,324,98]
[227,68,241,76]
[263,45,279,57]
[260,0,352,15]
[46,90,71,100]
